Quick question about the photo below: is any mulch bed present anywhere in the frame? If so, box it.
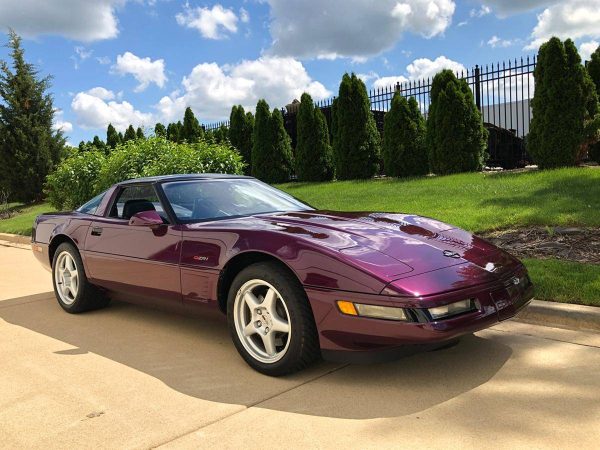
[480,227,600,265]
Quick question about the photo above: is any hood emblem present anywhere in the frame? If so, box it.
[442,250,461,259]
[485,262,497,272]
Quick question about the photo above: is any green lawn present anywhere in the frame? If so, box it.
[1,168,598,305]
[277,167,600,233]
[524,258,600,306]
[0,202,55,236]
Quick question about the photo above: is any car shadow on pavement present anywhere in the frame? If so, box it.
[0,295,512,420]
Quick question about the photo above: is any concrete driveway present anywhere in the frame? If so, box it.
[1,242,599,449]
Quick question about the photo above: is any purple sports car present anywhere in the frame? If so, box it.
[32,174,533,375]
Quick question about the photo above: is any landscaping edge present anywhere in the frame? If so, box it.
[513,300,600,333]
[0,233,31,245]
[0,232,598,332]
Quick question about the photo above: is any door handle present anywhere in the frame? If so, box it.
[91,226,103,236]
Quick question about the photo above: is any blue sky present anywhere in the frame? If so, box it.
[1,0,599,145]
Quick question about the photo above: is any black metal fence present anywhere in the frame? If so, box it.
[204,55,537,169]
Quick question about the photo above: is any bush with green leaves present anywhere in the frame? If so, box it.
[47,137,244,208]
[426,69,487,175]
[529,38,599,168]
[142,140,244,177]
[45,150,105,209]
[383,93,428,177]
[332,73,380,180]
[229,105,254,173]
[295,93,334,181]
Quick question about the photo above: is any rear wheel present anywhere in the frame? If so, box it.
[52,242,110,313]
[227,262,319,376]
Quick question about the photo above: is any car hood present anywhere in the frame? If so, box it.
[260,210,518,280]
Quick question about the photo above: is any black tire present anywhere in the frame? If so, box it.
[51,242,110,313]
[226,262,320,376]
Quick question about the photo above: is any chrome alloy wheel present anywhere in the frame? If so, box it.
[54,251,79,305]
[233,279,292,364]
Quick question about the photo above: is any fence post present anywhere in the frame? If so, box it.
[474,64,481,111]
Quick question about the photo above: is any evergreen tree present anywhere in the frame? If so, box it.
[166,122,178,142]
[154,122,166,137]
[106,123,120,149]
[182,107,202,142]
[332,73,380,179]
[252,101,293,183]
[0,30,64,202]
[587,45,600,98]
[92,135,106,152]
[229,105,254,173]
[426,69,487,174]
[124,124,137,142]
[118,131,124,143]
[529,38,594,168]
[383,93,428,177]
[296,93,334,181]
[136,127,144,139]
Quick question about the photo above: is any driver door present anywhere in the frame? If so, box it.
[83,183,182,303]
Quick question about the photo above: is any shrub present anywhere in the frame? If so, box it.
[296,92,334,181]
[252,100,294,183]
[587,44,600,98]
[426,69,487,175]
[332,73,380,179]
[46,150,105,209]
[528,38,597,168]
[383,93,428,177]
[142,140,244,177]
[229,105,254,174]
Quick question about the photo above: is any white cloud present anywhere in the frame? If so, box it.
[406,56,467,80]
[268,0,455,59]
[477,0,560,17]
[488,36,516,48]
[580,40,600,61]
[71,46,93,69]
[176,4,240,39]
[470,5,491,18]
[526,0,600,50]
[53,110,73,134]
[71,87,153,131]
[239,7,250,23]
[156,56,331,122]
[370,56,465,89]
[86,87,116,101]
[0,0,124,42]
[96,56,111,65]
[112,52,167,92]
[373,76,409,89]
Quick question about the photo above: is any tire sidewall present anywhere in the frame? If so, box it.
[52,243,86,312]
[226,263,314,375]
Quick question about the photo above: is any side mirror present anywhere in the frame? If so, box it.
[128,210,164,228]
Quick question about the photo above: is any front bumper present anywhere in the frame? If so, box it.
[306,267,533,363]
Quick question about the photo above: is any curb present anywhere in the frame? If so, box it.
[0,233,31,245]
[514,299,600,333]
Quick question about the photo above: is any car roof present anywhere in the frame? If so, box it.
[118,173,254,185]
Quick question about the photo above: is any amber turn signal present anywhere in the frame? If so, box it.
[336,300,358,316]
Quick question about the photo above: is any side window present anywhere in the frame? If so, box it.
[108,185,166,221]
[77,191,106,215]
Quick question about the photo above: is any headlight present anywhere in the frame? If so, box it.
[428,299,478,320]
[336,301,408,321]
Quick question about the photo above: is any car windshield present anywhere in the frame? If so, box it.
[161,178,313,222]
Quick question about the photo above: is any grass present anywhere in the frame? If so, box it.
[0,202,55,236]
[524,258,600,307]
[1,168,598,305]
[277,167,600,233]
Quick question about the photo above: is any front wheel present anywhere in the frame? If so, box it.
[52,242,110,313]
[227,262,319,376]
